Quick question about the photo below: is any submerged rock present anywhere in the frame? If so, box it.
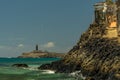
[12,64,28,68]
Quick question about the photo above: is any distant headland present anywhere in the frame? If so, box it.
[18,45,65,58]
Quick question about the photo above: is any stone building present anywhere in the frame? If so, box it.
[94,0,119,38]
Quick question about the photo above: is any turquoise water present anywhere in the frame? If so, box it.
[0,58,80,80]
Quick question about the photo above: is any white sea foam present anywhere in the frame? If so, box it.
[70,71,81,76]
[69,71,86,80]
[27,65,39,71]
[28,67,38,71]
[41,70,55,74]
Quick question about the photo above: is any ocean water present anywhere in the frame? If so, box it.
[0,58,82,80]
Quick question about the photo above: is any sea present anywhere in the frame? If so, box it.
[0,58,82,80]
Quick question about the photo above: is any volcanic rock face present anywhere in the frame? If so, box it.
[39,0,120,80]
[65,24,120,80]
[39,23,120,80]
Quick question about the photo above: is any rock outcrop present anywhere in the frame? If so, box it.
[39,0,120,80]
[12,64,28,68]
[39,24,120,80]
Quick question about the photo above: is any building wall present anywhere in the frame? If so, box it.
[104,28,118,38]
[94,1,120,39]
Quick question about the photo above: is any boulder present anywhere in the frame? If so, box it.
[12,64,28,68]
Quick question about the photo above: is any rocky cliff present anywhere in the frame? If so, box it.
[39,23,120,80]
[39,1,120,80]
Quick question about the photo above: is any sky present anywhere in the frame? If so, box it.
[0,0,100,57]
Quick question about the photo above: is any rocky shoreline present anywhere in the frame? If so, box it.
[39,0,120,79]
[39,24,120,80]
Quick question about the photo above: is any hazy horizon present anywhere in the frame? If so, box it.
[0,0,99,57]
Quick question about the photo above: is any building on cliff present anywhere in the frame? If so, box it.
[117,0,120,36]
[93,0,120,39]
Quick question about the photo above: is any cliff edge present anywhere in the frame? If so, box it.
[39,0,120,80]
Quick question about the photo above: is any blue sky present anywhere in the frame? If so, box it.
[0,0,99,57]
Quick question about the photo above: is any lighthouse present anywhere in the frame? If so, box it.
[36,44,39,51]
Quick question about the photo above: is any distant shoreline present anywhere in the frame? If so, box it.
[18,50,66,58]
